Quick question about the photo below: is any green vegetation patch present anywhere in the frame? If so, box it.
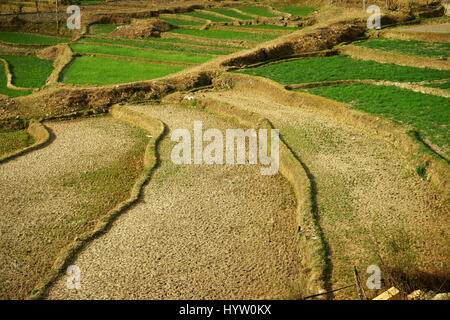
[159,17,204,26]
[0,54,53,88]
[0,32,69,45]
[89,24,120,35]
[237,56,450,84]
[0,63,30,97]
[207,8,254,20]
[235,24,298,30]
[70,43,213,64]
[356,38,450,59]
[237,6,278,17]
[0,129,34,156]
[302,83,450,155]
[276,6,316,17]
[424,80,450,90]
[167,28,279,42]
[79,37,232,55]
[183,11,232,22]
[62,56,185,85]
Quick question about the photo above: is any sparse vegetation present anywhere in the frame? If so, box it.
[183,11,232,22]
[0,129,34,156]
[207,8,254,20]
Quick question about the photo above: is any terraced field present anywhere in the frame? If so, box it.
[0,0,448,302]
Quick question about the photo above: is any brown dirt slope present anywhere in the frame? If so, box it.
[195,85,449,299]
[47,103,302,300]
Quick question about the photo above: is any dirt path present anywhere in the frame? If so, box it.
[394,23,450,34]
[197,89,449,299]
[47,103,301,300]
[0,116,148,299]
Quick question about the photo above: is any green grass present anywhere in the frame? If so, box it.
[0,54,53,88]
[207,8,254,20]
[167,28,279,42]
[235,24,298,30]
[159,17,204,26]
[0,32,69,45]
[183,11,232,22]
[88,35,247,49]
[237,56,450,84]
[355,38,450,59]
[70,43,214,64]
[302,83,450,155]
[237,6,278,18]
[0,129,34,156]
[62,56,185,85]
[424,80,450,90]
[276,6,316,17]
[89,24,120,35]
[0,63,31,97]
[78,37,232,55]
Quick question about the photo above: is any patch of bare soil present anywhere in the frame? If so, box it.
[47,103,302,300]
[394,23,450,34]
[0,116,148,299]
[110,19,175,38]
[197,88,449,299]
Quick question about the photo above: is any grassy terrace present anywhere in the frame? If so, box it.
[182,11,232,22]
[424,81,450,90]
[89,24,120,35]
[276,6,316,16]
[235,24,298,31]
[62,56,184,85]
[0,129,34,157]
[207,8,254,20]
[70,43,214,64]
[78,37,233,55]
[0,64,30,97]
[167,28,279,42]
[302,84,450,156]
[0,32,70,45]
[238,56,450,83]
[237,6,278,17]
[159,17,204,26]
[0,55,53,88]
[356,38,450,59]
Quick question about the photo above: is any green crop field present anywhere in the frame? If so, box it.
[0,65,30,97]
[70,43,214,64]
[167,28,279,42]
[276,6,316,17]
[302,83,450,156]
[424,81,450,90]
[356,38,450,59]
[235,24,298,30]
[183,11,232,22]
[238,56,450,84]
[0,55,53,88]
[0,32,69,45]
[207,9,254,20]
[62,56,185,85]
[159,17,204,26]
[78,37,233,55]
[237,6,278,17]
[89,24,120,35]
